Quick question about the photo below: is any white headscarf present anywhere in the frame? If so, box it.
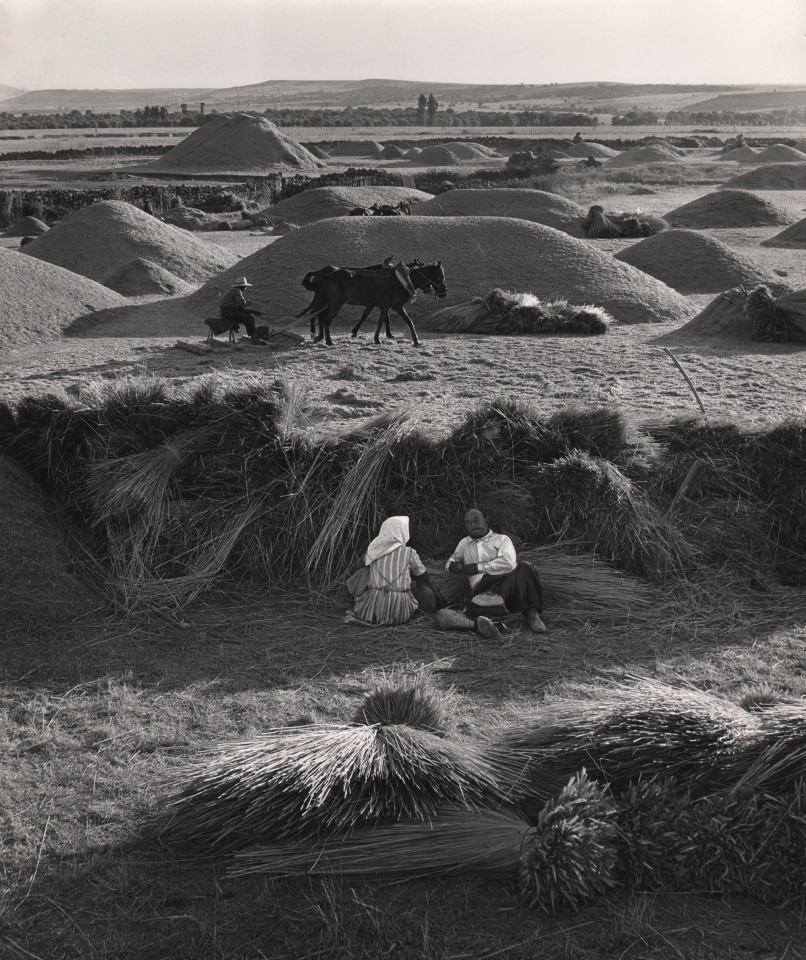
[364,516,410,565]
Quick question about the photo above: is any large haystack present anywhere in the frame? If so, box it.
[102,258,194,296]
[717,146,760,162]
[442,141,499,160]
[676,286,806,343]
[719,163,806,191]
[411,188,587,237]
[2,215,49,238]
[565,142,620,159]
[190,216,695,325]
[0,246,124,348]
[643,138,686,156]
[614,229,781,294]
[0,456,98,630]
[607,144,683,167]
[666,190,795,229]
[141,113,324,174]
[262,186,434,225]
[23,200,236,285]
[762,217,806,249]
[752,144,806,164]
[329,140,384,158]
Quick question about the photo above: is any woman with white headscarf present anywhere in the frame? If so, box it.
[351,516,432,625]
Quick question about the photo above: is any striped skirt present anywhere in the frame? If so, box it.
[353,586,418,626]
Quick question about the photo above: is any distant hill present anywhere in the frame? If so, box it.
[0,79,758,115]
[684,90,806,112]
[1,80,804,116]
[0,84,24,103]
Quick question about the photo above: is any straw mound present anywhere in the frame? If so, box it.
[306,143,330,159]
[1,456,97,629]
[717,146,760,162]
[161,206,228,231]
[190,216,696,325]
[141,113,324,174]
[614,229,780,294]
[406,147,423,157]
[666,190,795,229]
[2,215,49,237]
[411,145,464,165]
[329,140,384,158]
[676,287,757,339]
[753,144,806,164]
[607,145,683,167]
[380,143,406,159]
[719,163,806,191]
[102,258,194,297]
[0,245,124,348]
[565,142,620,159]
[23,200,236,284]
[762,216,806,248]
[262,186,434,225]
[644,139,686,156]
[411,188,587,236]
[443,141,499,160]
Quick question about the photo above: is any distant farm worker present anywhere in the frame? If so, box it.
[348,516,439,625]
[219,276,262,341]
[445,507,546,638]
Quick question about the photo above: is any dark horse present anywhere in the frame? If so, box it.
[298,261,447,346]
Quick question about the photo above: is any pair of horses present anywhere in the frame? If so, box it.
[297,259,447,346]
[348,201,411,217]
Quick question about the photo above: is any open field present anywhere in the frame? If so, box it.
[2,133,806,959]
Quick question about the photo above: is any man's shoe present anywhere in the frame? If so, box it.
[526,610,547,633]
[477,616,505,641]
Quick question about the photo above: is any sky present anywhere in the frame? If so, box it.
[0,0,804,91]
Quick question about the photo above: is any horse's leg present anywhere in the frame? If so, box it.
[374,308,391,345]
[351,306,373,338]
[393,306,421,346]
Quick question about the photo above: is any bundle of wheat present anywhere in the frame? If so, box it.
[746,286,806,342]
[580,205,669,239]
[428,288,612,336]
[160,722,514,853]
[729,703,806,795]
[489,680,757,805]
[353,670,455,735]
[229,771,618,915]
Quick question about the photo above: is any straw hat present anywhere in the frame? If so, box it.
[234,277,253,287]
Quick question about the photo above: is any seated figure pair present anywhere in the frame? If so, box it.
[347,508,545,639]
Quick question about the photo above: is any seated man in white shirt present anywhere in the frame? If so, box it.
[447,508,546,634]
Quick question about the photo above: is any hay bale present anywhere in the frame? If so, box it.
[565,142,620,159]
[191,217,695,326]
[2,215,49,238]
[329,140,385,158]
[139,113,323,174]
[674,287,756,339]
[614,229,782,294]
[607,145,683,167]
[1,455,98,629]
[0,245,124,348]
[411,189,587,237]
[745,286,806,343]
[762,216,806,248]
[752,143,806,164]
[22,200,236,285]
[580,205,669,239]
[666,190,795,229]
[102,258,194,297]
[261,186,433,225]
[719,163,806,191]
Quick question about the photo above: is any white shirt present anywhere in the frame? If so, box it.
[447,530,517,590]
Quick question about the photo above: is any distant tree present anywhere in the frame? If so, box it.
[427,94,438,125]
[416,94,427,124]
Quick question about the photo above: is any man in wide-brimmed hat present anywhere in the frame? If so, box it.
[219,276,262,341]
